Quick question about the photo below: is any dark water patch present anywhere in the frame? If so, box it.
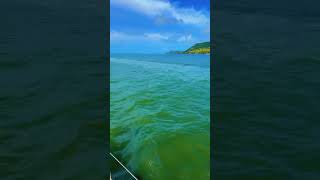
[0,54,107,180]
[0,60,30,69]
[212,2,320,177]
[1,0,108,179]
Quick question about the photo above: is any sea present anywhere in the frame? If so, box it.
[212,1,320,179]
[110,53,210,180]
[1,0,320,180]
[0,1,107,179]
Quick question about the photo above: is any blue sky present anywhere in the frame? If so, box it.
[111,0,210,53]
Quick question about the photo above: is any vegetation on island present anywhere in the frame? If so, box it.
[185,42,210,54]
[167,42,210,54]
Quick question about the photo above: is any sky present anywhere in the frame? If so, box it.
[110,0,210,53]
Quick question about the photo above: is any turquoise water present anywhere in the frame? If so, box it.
[110,54,210,180]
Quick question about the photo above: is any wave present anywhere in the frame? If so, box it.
[110,55,210,179]
[111,57,209,82]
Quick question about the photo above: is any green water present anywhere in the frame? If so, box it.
[110,54,210,180]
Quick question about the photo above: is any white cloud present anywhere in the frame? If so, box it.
[144,33,169,41]
[111,0,170,16]
[110,31,142,41]
[177,34,192,42]
[111,30,170,42]
[110,0,209,26]
[110,31,129,40]
[171,8,208,26]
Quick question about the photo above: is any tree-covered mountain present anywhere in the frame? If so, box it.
[168,42,210,54]
[184,42,210,54]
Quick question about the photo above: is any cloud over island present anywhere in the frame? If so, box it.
[111,0,210,53]
[111,0,209,26]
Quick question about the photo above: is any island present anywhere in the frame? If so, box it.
[168,42,210,54]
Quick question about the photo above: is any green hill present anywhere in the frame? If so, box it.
[184,42,210,54]
[167,42,210,54]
